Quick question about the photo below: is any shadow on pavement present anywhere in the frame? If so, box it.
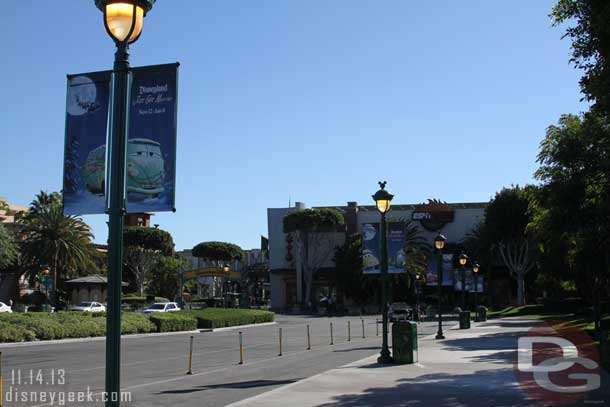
[156,379,300,395]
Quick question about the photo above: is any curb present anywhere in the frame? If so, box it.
[0,321,278,348]
[200,321,277,333]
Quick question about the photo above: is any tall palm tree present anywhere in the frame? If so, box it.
[18,192,98,308]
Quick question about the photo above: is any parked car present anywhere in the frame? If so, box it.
[388,302,410,322]
[0,301,13,313]
[142,302,180,314]
[70,301,106,312]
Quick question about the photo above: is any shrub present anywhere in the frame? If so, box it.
[122,312,155,334]
[0,321,36,342]
[190,308,275,329]
[149,313,197,332]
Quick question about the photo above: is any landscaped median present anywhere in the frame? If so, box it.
[0,308,275,343]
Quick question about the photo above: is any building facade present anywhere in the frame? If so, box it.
[267,200,487,310]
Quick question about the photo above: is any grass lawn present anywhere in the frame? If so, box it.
[489,303,610,370]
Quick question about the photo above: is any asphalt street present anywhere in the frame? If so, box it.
[0,315,444,407]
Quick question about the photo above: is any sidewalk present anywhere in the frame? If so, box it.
[228,318,610,407]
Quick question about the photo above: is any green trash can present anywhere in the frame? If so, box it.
[476,306,487,322]
[392,321,418,364]
[459,311,471,329]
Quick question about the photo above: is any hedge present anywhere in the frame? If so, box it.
[149,313,197,332]
[189,308,275,329]
[0,312,154,342]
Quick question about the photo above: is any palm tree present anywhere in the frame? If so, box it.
[18,192,99,308]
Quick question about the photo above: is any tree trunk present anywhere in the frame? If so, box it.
[517,274,525,306]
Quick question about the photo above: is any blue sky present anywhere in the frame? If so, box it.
[0,1,586,251]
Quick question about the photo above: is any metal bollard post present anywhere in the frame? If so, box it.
[307,325,311,350]
[239,331,244,365]
[376,318,379,336]
[278,328,283,356]
[330,322,334,345]
[348,321,351,342]
[362,319,365,339]
[187,336,194,375]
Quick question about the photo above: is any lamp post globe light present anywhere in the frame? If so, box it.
[473,262,480,309]
[372,181,394,364]
[94,1,155,406]
[434,233,446,340]
[458,252,468,308]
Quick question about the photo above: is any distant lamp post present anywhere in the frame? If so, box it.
[415,273,421,314]
[94,1,155,406]
[372,181,394,364]
[434,233,447,340]
[473,262,480,308]
[458,252,468,308]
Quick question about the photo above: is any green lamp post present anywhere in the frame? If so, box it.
[372,181,394,364]
[434,233,447,340]
[458,252,468,309]
[473,262,480,309]
[94,1,155,406]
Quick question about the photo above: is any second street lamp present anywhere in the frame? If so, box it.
[94,1,155,406]
[473,262,480,309]
[434,233,447,340]
[372,181,393,364]
[458,252,468,309]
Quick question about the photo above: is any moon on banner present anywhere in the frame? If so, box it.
[67,76,97,116]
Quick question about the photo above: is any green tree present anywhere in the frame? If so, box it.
[147,255,189,300]
[468,186,537,306]
[123,226,175,296]
[333,234,378,305]
[191,241,244,263]
[0,223,17,270]
[283,208,345,307]
[17,192,98,308]
[532,112,610,329]
[551,0,610,116]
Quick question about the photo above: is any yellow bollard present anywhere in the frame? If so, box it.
[186,335,194,375]
[278,328,283,356]
[362,319,365,339]
[307,325,311,350]
[376,318,379,336]
[348,321,351,342]
[0,351,3,407]
[239,331,244,365]
[330,322,334,345]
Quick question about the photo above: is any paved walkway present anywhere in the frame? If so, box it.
[228,318,610,407]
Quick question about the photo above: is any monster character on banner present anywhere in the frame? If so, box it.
[63,71,111,215]
[362,223,380,274]
[63,63,179,215]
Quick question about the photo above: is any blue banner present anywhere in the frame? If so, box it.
[361,222,406,274]
[127,63,179,213]
[63,71,111,215]
[388,222,406,273]
[426,254,454,286]
[362,223,380,274]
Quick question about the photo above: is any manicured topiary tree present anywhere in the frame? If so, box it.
[191,241,243,264]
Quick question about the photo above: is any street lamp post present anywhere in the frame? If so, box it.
[473,262,480,309]
[415,273,421,318]
[458,252,468,309]
[434,233,447,340]
[372,181,394,364]
[94,2,155,406]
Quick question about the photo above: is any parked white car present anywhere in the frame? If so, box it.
[70,301,106,312]
[142,302,180,314]
[0,301,13,313]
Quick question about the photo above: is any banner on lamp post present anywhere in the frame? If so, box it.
[126,62,179,213]
[361,222,406,274]
[62,70,111,215]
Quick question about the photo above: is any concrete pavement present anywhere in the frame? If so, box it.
[228,318,610,407]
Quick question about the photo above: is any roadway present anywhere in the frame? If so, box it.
[1,315,444,407]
